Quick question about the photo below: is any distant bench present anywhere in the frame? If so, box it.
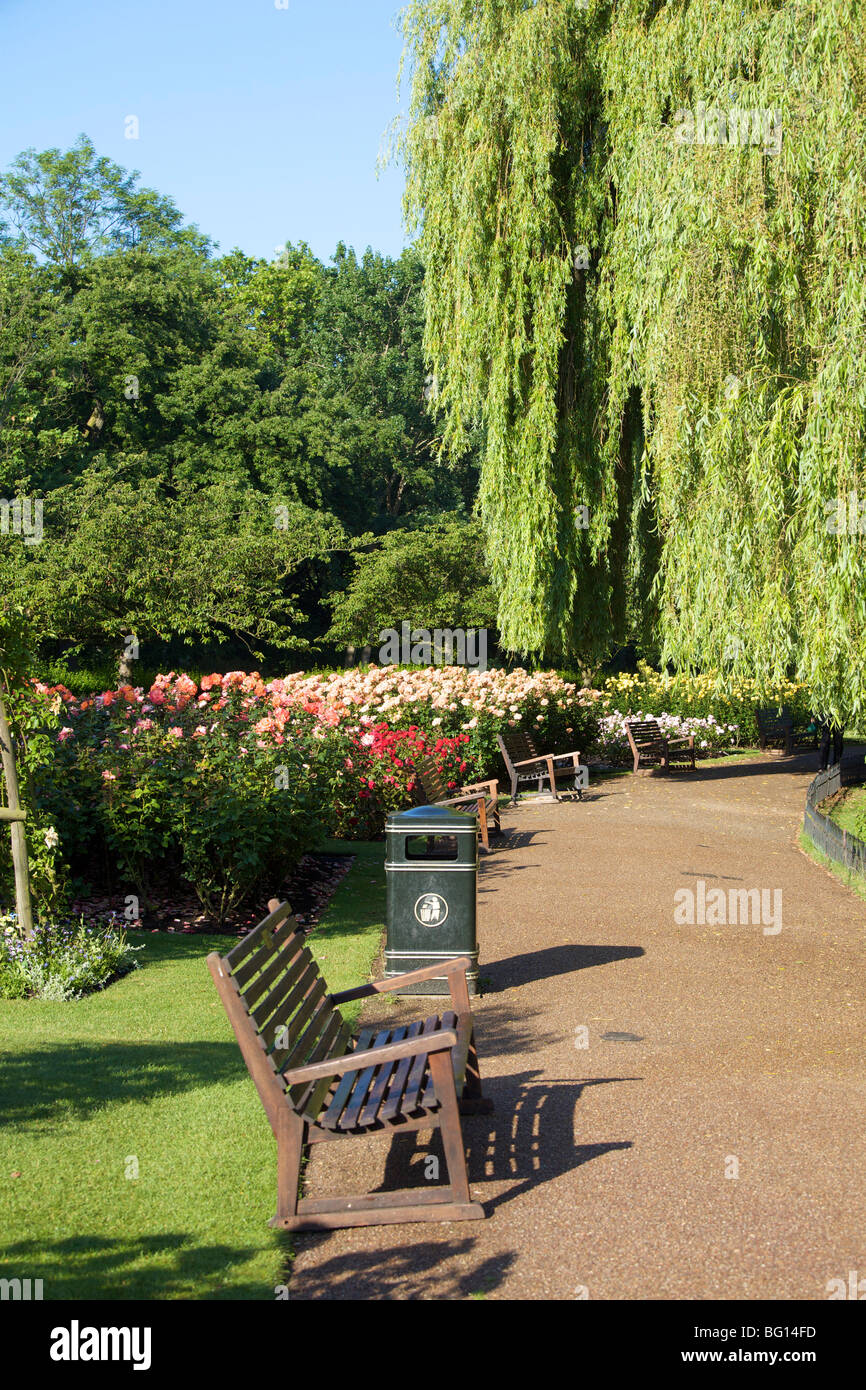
[755,707,817,756]
[414,755,501,851]
[625,718,696,773]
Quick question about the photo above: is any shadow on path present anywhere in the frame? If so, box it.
[483,944,644,992]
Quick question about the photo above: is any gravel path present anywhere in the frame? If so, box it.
[288,752,866,1300]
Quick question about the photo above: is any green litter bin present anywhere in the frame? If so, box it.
[384,803,479,996]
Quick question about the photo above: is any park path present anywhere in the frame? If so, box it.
[288,752,866,1300]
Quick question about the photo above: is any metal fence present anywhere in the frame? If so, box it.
[803,757,866,877]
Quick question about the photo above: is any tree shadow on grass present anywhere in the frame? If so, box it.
[0,1042,244,1129]
[1,1232,271,1300]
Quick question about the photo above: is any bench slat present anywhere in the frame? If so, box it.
[239,934,309,1007]
[319,1027,378,1130]
[375,1020,425,1123]
[225,901,293,969]
[278,993,339,1075]
[421,1011,459,1106]
[357,1026,409,1127]
[266,976,328,1060]
[232,919,299,991]
[260,968,323,1054]
[402,1016,441,1114]
[337,1028,395,1131]
[252,953,317,1032]
[290,1012,352,1119]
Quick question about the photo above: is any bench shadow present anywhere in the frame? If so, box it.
[0,1043,243,1129]
[378,1073,634,1215]
[674,755,825,782]
[482,943,644,992]
[285,1235,518,1301]
[289,1074,635,1298]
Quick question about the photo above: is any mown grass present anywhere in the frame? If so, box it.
[823,783,866,837]
[798,830,866,903]
[0,840,385,1300]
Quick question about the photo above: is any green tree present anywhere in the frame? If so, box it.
[0,472,343,675]
[0,135,207,270]
[399,0,866,724]
[328,517,496,646]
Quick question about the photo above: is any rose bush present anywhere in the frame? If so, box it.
[3,665,599,923]
[2,661,805,925]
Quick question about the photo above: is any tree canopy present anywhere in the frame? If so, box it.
[399,0,866,721]
[0,138,483,673]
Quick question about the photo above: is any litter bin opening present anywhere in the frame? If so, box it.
[405,834,458,861]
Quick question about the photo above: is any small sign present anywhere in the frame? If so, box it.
[414,893,449,926]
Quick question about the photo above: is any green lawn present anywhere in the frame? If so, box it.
[0,840,385,1301]
[824,784,866,837]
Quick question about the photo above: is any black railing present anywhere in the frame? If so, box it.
[803,756,866,877]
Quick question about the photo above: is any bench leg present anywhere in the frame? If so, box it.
[477,798,490,851]
[460,1026,494,1115]
[429,1048,480,1212]
[272,1108,305,1227]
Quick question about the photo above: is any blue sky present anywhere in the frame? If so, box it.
[0,0,411,265]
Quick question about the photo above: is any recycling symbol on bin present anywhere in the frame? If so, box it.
[414,893,449,926]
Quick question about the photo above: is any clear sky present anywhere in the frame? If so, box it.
[0,0,412,265]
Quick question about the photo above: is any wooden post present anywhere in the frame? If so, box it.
[0,682,34,939]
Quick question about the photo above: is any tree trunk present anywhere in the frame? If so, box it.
[0,681,34,939]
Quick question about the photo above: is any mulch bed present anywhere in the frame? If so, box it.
[70,851,356,938]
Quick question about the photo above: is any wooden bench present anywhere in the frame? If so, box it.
[624,718,695,773]
[756,707,817,755]
[414,755,501,851]
[208,899,490,1232]
[496,728,585,804]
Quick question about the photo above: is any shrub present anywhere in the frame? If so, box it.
[597,663,811,743]
[0,915,141,1001]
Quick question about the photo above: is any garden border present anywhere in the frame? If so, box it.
[802,757,866,878]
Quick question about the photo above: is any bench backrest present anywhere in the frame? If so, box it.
[207,901,350,1130]
[415,755,452,804]
[497,728,541,773]
[756,707,793,733]
[625,718,663,746]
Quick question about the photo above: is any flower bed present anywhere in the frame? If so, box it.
[595,711,742,764]
[597,664,810,744]
[0,914,140,1001]
[1,666,600,924]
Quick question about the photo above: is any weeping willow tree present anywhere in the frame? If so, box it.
[399,0,866,722]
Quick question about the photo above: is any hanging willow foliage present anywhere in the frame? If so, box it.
[399,0,866,721]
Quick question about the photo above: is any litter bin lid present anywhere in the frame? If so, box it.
[386,803,476,834]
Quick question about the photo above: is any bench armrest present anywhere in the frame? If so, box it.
[283,1028,459,1085]
[512,755,548,769]
[330,955,472,1005]
[458,778,499,796]
[666,735,694,748]
[436,792,488,809]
